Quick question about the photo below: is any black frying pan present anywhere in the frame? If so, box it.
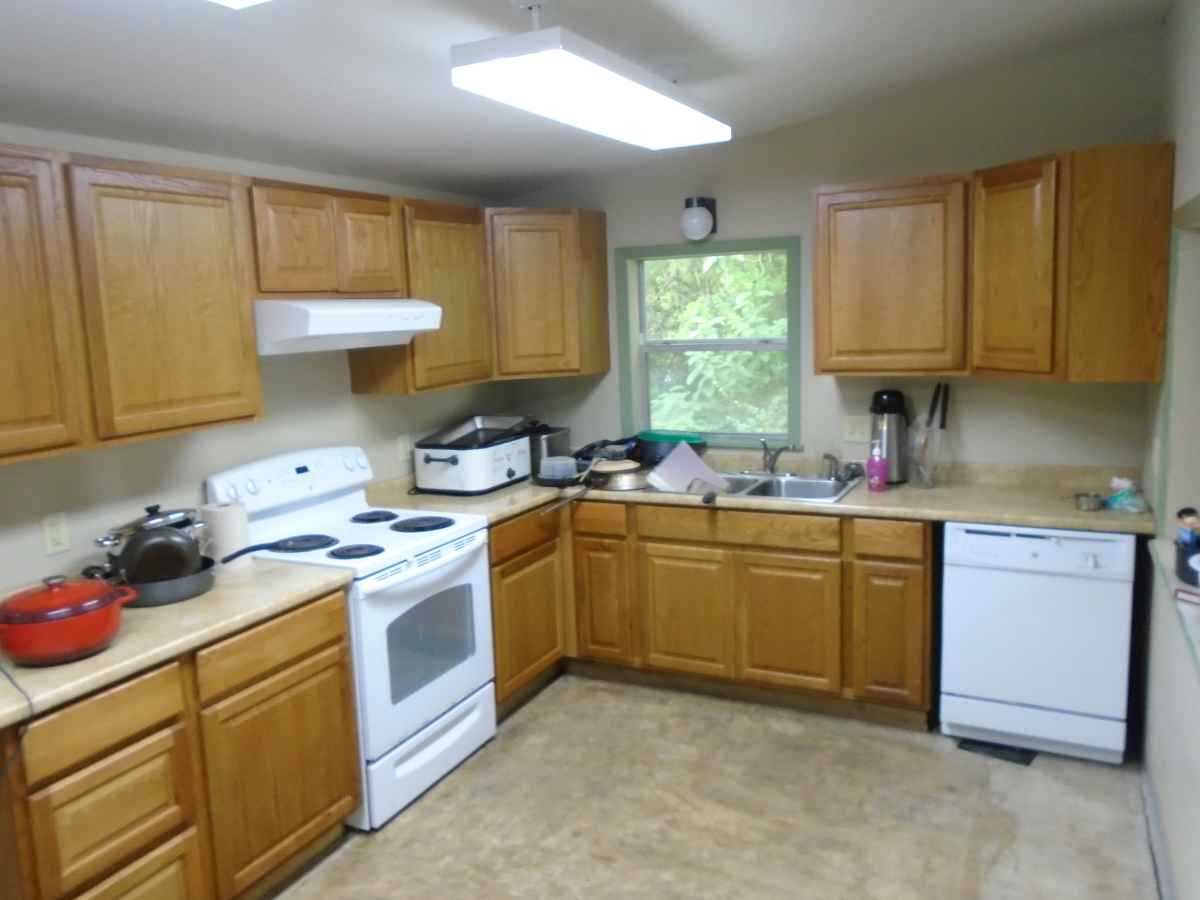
[220,534,337,564]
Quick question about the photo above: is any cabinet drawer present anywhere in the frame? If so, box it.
[852,518,926,560]
[22,664,184,788]
[636,506,840,553]
[490,506,559,565]
[28,725,196,899]
[196,592,346,705]
[572,501,627,537]
[75,828,207,900]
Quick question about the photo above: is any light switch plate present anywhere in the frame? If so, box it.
[42,513,70,555]
[843,415,871,443]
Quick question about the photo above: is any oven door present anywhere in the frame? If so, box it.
[350,533,493,762]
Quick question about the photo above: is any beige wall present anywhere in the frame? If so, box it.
[1143,1,1200,896]
[508,25,1165,467]
[0,122,521,592]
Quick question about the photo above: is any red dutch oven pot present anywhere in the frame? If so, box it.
[0,576,138,666]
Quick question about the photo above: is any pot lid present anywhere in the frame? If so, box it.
[105,504,199,539]
[1,576,126,625]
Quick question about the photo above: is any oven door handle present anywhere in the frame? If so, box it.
[358,534,486,598]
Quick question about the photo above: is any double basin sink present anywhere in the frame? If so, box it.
[716,472,863,504]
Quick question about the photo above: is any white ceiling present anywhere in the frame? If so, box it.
[0,0,1168,197]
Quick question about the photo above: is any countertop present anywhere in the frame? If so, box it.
[0,559,351,730]
[369,474,1156,535]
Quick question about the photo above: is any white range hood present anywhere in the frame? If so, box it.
[254,299,442,356]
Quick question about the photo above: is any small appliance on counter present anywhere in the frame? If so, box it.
[869,390,909,484]
[413,415,532,495]
[527,424,571,477]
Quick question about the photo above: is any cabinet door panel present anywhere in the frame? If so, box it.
[814,179,966,372]
[405,201,492,389]
[334,196,404,293]
[971,158,1058,373]
[736,553,842,693]
[201,643,359,900]
[71,166,260,438]
[850,560,927,708]
[1067,143,1173,382]
[75,829,207,900]
[28,725,195,899]
[490,211,580,375]
[640,543,735,678]
[251,186,337,292]
[575,537,632,663]
[0,153,85,458]
[492,539,563,701]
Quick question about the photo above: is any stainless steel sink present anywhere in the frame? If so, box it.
[744,476,861,502]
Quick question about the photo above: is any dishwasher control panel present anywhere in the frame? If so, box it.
[943,522,1135,580]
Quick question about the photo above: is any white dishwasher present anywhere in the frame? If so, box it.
[940,522,1135,764]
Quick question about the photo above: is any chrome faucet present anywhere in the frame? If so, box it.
[822,452,841,480]
[760,439,790,475]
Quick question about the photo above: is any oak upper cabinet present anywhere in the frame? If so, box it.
[971,157,1060,374]
[814,177,967,373]
[348,199,492,393]
[487,208,610,378]
[491,539,564,703]
[251,186,338,291]
[196,594,360,900]
[334,196,406,293]
[734,552,842,694]
[70,160,260,439]
[0,148,89,462]
[404,199,492,389]
[970,142,1173,381]
[639,542,736,679]
[251,185,405,294]
[1062,142,1172,382]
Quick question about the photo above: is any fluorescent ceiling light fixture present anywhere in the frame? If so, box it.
[205,0,273,9]
[451,27,732,151]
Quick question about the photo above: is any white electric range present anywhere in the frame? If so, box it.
[207,446,495,831]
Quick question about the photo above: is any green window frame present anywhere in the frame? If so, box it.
[614,237,803,448]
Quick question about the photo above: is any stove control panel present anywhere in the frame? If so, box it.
[207,446,375,517]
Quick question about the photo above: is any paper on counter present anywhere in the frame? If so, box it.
[646,442,729,494]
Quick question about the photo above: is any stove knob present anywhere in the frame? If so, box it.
[244,478,259,495]
[356,453,369,470]
[1085,552,1100,570]
[225,484,240,502]
[506,467,516,479]
[343,455,355,471]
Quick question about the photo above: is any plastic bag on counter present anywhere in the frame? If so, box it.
[1107,477,1149,513]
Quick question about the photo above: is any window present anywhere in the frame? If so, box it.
[616,239,800,443]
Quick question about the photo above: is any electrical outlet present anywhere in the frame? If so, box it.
[843,415,872,443]
[42,513,70,555]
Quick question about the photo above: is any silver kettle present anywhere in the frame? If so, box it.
[869,390,910,484]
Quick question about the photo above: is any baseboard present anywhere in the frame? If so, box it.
[566,660,931,732]
[497,661,566,722]
[1143,773,1176,900]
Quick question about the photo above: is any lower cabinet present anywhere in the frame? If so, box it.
[848,559,928,708]
[198,596,360,900]
[0,591,360,900]
[491,538,564,702]
[639,542,736,679]
[75,828,208,900]
[734,552,842,693]
[571,504,932,717]
[574,536,634,664]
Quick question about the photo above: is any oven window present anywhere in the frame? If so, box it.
[386,585,476,704]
